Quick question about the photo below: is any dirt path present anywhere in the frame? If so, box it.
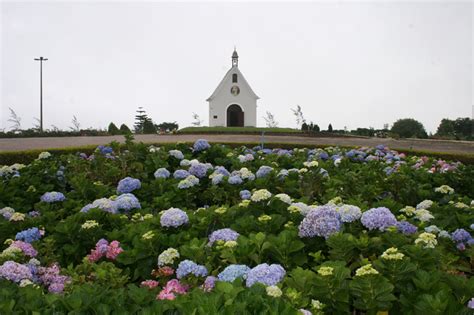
[0,134,473,154]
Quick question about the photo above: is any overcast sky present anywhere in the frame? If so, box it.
[1,1,472,133]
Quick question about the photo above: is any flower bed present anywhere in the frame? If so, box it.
[0,140,473,314]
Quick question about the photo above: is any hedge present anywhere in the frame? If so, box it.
[1,141,473,165]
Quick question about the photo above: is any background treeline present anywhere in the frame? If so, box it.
[301,117,473,141]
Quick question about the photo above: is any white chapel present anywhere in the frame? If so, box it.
[207,49,259,127]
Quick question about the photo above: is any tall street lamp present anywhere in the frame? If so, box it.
[34,56,48,132]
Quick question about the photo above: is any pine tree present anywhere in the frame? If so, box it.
[108,122,120,135]
[134,107,149,134]
[328,124,333,132]
[120,124,132,135]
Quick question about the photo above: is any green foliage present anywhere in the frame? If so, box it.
[391,118,428,138]
[0,140,473,313]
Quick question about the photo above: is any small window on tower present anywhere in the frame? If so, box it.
[232,74,238,83]
[213,115,218,119]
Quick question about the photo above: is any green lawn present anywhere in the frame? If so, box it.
[177,126,301,134]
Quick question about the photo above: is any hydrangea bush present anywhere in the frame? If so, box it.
[0,141,473,313]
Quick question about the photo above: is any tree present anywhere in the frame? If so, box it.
[263,111,278,128]
[453,117,473,138]
[391,118,427,138]
[120,124,132,134]
[291,105,306,128]
[436,118,455,137]
[70,115,81,132]
[143,118,157,134]
[327,123,333,132]
[312,124,320,132]
[134,107,149,133]
[8,108,21,132]
[301,122,308,131]
[108,122,120,135]
[191,113,203,127]
[157,122,179,133]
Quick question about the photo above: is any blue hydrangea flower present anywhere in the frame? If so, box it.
[114,193,141,211]
[97,145,113,155]
[160,208,189,228]
[189,163,210,178]
[218,264,251,282]
[193,139,211,152]
[246,263,286,287]
[256,166,273,178]
[169,150,184,160]
[214,166,230,177]
[176,260,208,279]
[117,177,141,194]
[298,206,342,239]
[16,227,42,243]
[81,198,118,214]
[154,168,170,179]
[451,229,472,245]
[173,169,190,179]
[211,174,224,185]
[208,228,240,246]
[40,192,65,203]
[240,190,251,200]
[228,175,243,185]
[361,207,397,231]
[396,221,418,235]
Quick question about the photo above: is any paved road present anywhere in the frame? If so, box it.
[0,134,473,154]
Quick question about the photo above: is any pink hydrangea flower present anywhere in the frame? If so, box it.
[141,280,159,289]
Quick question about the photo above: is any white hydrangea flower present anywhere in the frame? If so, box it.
[416,200,433,210]
[415,232,437,248]
[274,193,292,204]
[434,185,454,195]
[250,189,272,202]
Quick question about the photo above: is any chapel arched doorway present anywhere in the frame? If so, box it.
[227,104,244,127]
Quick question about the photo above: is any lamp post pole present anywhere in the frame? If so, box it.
[34,56,48,132]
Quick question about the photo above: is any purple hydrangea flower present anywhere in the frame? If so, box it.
[0,261,33,283]
[246,263,286,287]
[240,190,251,200]
[228,175,243,185]
[16,227,42,243]
[0,207,15,220]
[173,169,190,179]
[214,166,230,177]
[189,163,211,178]
[218,264,251,282]
[117,177,141,194]
[114,193,141,211]
[193,139,211,152]
[160,208,189,228]
[467,297,474,309]
[361,207,397,231]
[203,276,217,292]
[451,229,472,243]
[208,228,240,246]
[256,166,273,178]
[154,168,170,179]
[40,192,65,203]
[396,221,418,235]
[176,260,208,279]
[298,206,342,239]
